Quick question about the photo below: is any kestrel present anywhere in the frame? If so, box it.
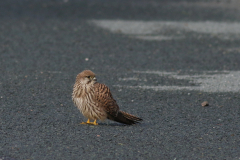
[72,70,142,125]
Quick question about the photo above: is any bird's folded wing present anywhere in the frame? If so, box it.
[94,83,119,117]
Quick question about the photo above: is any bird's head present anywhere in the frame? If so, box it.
[76,70,97,85]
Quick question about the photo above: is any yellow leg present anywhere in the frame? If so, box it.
[93,119,98,125]
[81,119,98,125]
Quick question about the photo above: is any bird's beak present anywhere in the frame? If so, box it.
[93,77,97,81]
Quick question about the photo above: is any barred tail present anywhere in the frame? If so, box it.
[108,111,142,125]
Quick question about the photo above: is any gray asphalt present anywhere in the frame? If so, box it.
[1,0,240,159]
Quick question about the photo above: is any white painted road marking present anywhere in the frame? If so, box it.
[89,20,240,41]
[115,71,240,92]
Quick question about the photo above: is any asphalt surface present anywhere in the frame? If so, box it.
[1,0,240,159]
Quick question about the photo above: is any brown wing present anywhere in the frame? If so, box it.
[94,82,119,117]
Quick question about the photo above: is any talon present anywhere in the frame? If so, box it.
[80,119,98,125]
[81,119,90,125]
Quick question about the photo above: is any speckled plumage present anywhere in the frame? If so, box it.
[72,70,142,125]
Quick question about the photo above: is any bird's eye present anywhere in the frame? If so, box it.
[86,76,91,78]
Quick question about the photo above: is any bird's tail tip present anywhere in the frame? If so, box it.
[108,110,142,125]
[119,111,143,125]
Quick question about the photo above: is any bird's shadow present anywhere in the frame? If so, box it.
[98,122,146,127]
[98,122,129,126]
[76,119,146,127]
